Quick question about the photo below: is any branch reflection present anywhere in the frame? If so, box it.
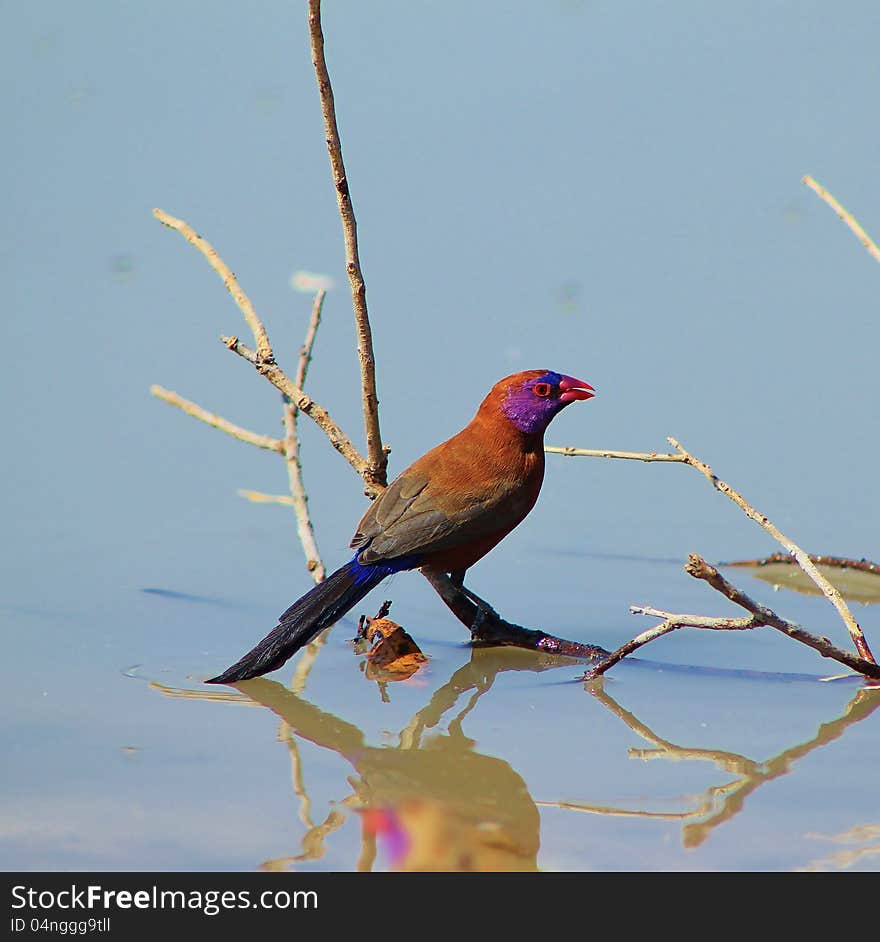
[153,646,880,870]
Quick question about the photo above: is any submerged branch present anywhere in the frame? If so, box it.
[667,438,875,664]
[583,555,880,681]
[583,608,759,680]
[545,435,875,665]
[685,556,880,678]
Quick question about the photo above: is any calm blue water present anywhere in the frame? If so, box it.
[2,1,879,871]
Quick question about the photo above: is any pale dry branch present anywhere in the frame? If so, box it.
[583,606,760,680]
[547,436,876,665]
[295,290,325,391]
[153,205,378,494]
[583,555,880,681]
[802,175,880,266]
[151,385,284,453]
[283,290,328,584]
[153,208,274,362]
[545,446,686,463]
[684,555,880,678]
[668,438,875,664]
[307,0,387,494]
[221,334,376,492]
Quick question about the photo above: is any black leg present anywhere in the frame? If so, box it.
[420,569,608,661]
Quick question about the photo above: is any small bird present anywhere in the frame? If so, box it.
[207,369,595,684]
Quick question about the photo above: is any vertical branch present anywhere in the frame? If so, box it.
[283,291,330,692]
[295,289,325,392]
[282,290,328,585]
[307,0,387,493]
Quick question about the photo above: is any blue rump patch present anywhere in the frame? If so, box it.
[349,553,422,584]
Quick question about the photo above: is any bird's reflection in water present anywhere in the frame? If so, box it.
[237,647,569,871]
[154,646,880,871]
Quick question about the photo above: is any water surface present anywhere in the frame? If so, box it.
[3,1,879,872]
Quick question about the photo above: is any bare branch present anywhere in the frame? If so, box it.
[583,607,760,680]
[802,175,880,266]
[221,334,379,493]
[546,446,686,463]
[152,206,379,494]
[668,438,876,664]
[684,555,880,678]
[547,435,876,664]
[283,290,328,584]
[153,208,274,362]
[151,385,284,453]
[583,555,880,681]
[282,290,332,689]
[295,289,325,391]
[307,0,387,493]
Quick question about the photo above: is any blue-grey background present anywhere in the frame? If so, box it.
[2,1,878,871]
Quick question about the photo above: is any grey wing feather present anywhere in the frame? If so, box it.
[351,471,517,564]
[350,471,431,551]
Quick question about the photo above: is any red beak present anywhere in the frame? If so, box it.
[558,375,596,403]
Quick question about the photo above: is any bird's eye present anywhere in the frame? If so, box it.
[533,382,552,398]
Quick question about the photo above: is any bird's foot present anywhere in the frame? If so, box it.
[458,585,500,621]
[458,586,503,640]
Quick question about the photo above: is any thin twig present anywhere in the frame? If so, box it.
[583,555,880,681]
[153,208,274,363]
[222,335,377,492]
[307,0,387,494]
[283,290,331,689]
[545,446,686,462]
[583,608,760,680]
[153,205,377,493]
[151,385,284,453]
[295,290,325,392]
[802,175,880,266]
[685,555,880,677]
[668,438,875,664]
[283,290,327,584]
[548,437,876,664]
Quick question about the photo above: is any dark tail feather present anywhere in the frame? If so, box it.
[206,558,386,684]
